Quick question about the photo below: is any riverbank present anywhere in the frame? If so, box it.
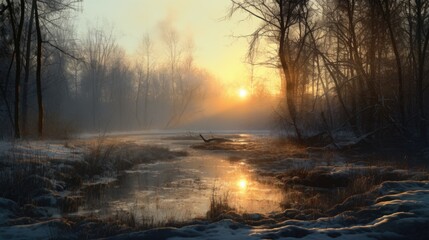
[0,132,428,239]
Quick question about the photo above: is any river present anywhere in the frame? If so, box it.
[77,131,285,224]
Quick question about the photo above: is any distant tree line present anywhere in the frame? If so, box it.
[0,0,233,138]
[230,0,429,146]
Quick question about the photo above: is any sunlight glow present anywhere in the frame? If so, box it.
[238,179,248,190]
[238,88,248,99]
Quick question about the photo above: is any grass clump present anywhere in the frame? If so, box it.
[0,154,52,204]
[206,187,235,220]
[74,139,117,178]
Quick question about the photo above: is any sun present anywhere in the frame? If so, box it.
[238,88,248,99]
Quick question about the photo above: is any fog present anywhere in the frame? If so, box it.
[11,30,277,136]
[0,0,281,138]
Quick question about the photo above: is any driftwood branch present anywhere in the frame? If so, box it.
[199,134,232,143]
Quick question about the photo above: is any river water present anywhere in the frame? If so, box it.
[78,131,285,223]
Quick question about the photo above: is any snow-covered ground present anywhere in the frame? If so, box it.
[104,180,429,240]
[0,132,428,239]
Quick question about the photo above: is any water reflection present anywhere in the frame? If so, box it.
[79,133,284,224]
[237,178,248,190]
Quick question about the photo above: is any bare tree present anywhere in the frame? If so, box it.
[162,28,181,98]
[34,0,44,137]
[6,0,25,138]
[1,0,81,138]
[135,34,153,128]
[81,26,117,130]
[21,0,35,136]
[376,0,406,126]
[229,0,313,139]
[409,0,429,143]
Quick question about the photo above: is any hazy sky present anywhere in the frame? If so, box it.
[75,0,270,87]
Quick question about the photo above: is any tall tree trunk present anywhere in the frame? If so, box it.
[6,0,25,138]
[415,0,428,144]
[135,69,143,126]
[366,2,378,133]
[279,38,301,139]
[34,0,44,138]
[22,0,35,137]
[143,55,150,128]
[417,30,429,144]
[407,0,416,124]
[379,0,405,126]
[278,0,302,139]
[0,45,16,134]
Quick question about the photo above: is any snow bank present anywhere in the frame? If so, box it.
[106,180,429,240]
[0,219,72,240]
[256,181,429,239]
[0,140,84,163]
[0,198,18,225]
[109,219,254,240]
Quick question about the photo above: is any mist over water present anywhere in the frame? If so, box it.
[75,130,276,224]
[78,132,284,224]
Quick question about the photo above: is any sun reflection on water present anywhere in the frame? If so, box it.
[238,178,248,190]
[82,138,286,224]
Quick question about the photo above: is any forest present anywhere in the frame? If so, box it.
[1,0,429,147]
[0,0,429,239]
[230,0,429,147]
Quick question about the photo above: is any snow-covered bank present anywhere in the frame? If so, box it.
[108,181,429,240]
[0,136,189,239]
[0,133,428,239]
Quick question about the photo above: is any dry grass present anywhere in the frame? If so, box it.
[74,138,117,178]
[0,153,51,204]
[206,187,234,220]
[73,137,188,178]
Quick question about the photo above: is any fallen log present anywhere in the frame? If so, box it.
[199,134,232,143]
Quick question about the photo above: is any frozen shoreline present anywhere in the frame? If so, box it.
[0,132,428,239]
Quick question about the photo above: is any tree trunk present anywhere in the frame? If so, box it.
[415,0,428,144]
[143,57,150,128]
[22,0,35,137]
[135,69,143,126]
[279,39,302,139]
[378,0,405,126]
[278,0,302,139]
[6,0,25,139]
[34,0,44,138]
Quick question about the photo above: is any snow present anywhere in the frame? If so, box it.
[109,219,255,240]
[83,177,118,186]
[0,134,428,239]
[105,180,429,239]
[252,181,429,239]
[0,198,18,225]
[0,219,72,240]
[0,140,84,163]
